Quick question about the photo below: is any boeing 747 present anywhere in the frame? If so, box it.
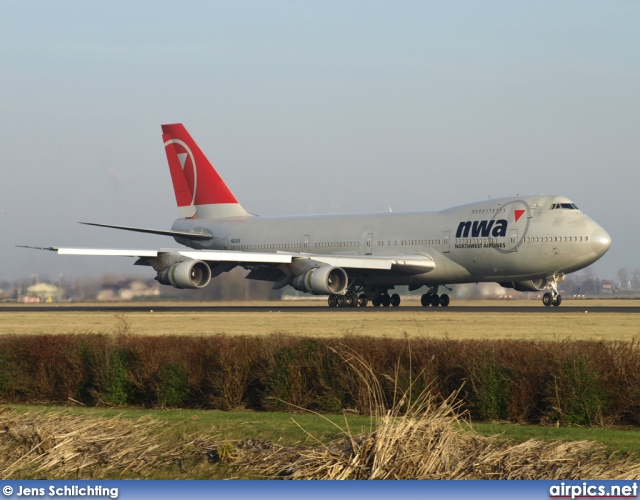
[24,124,611,307]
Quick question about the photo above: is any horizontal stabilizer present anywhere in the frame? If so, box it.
[80,222,213,241]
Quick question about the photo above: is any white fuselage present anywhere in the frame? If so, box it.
[171,194,611,288]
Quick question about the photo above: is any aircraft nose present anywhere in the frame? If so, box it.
[590,226,611,258]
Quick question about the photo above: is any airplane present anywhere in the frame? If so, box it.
[23,124,612,307]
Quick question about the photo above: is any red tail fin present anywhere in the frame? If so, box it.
[161,124,251,219]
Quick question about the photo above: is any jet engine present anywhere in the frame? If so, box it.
[156,260,212,289]
[291,266,348,295]
[499,279,548,292]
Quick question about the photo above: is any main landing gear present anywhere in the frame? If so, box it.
[542,275,563,307]
[327,285,452,308]
[372,292,401,307]
[420,285,450,307]
[327,287,401,308]
[327,292,370,308]
[328,293,360,308]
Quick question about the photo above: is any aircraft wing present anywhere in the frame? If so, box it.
[21,246,435,274]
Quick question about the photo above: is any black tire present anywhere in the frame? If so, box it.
[390,293,401,307]
[439,294,450,307]
[328,295,338,307]
[372,296,382,307]
[337,295,347,307]
[358,294,368,307]
[542,292,553,307]
[421,293,432,307]
[430,294,440,307]
[381,293,391,307]
[553,294,562,307]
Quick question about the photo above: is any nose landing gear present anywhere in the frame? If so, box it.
[542,274,563,307]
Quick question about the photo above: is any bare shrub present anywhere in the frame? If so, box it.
[0,334,639,425]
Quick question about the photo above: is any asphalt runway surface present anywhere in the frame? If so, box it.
[2,304,639,314]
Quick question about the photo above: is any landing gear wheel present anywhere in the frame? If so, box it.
[390,293,401,307]
[381,293,391,307]
[439,294,450,307]
[543,273,564,308]
[421,293,432,307]
[328,295,338,308]
[430,294,440,307]
[358,294,368,307]
[337,295,348,307]
[372,296,382,307]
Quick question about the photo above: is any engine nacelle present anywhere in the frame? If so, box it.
[156,260,212,289]
[291,266,348,295]
[499,279,548,292]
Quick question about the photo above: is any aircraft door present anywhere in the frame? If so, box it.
[443,230,451,253]
[365,232,374,255]
[303,234,310,252]
[509,229,518,252]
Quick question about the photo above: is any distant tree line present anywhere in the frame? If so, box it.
[0,267,283,302]
[1,264,639,302]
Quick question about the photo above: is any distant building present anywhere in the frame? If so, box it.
[97,279,160,301]
[25,283,60,302]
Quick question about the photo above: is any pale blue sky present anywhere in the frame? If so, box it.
[1,1,638,281]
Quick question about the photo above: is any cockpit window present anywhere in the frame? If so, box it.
[549,203,579,210]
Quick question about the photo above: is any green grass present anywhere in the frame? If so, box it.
[470,422,640,456]
[6,404,640,479]
[10,404,640,456]
[4,404,376,479]
[7,404,374,448]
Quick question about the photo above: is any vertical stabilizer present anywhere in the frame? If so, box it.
[161,123,252,219]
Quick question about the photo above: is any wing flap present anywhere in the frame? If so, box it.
[300,254,436,275]
[178,251,293,264]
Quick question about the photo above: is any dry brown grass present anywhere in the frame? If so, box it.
[0,299,638,340]
[232,350,640,480]
[234,400,640,479]
[0,408,218,479]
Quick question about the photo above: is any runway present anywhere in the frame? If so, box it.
[2,304,639,314]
